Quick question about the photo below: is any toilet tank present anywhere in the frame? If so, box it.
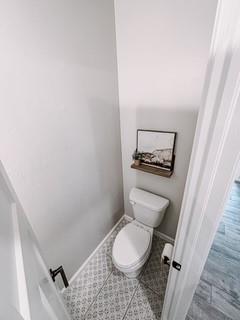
[129,188,169,228]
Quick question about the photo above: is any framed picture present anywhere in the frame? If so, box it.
[137,129,176,171]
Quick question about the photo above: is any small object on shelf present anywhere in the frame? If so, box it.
[134,159,141,166]
[132,149,142,166]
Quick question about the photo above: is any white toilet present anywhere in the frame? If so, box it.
[112,187,169,278]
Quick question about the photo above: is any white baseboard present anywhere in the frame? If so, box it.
[61,215,125,293]
[124,214,133,222]
[124,214,175,244]
[154,230,175,244]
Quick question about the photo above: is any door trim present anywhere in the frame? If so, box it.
[12,203,31,320]
[161,0,240,319]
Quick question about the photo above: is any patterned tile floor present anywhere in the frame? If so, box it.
[187,182,240,320]
[63,219,169,320]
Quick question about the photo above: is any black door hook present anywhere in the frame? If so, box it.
[50,266,69,288]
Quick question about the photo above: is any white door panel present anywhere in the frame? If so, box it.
[0,304,25,320]
[0,180,19,312]
[0,162,70,320]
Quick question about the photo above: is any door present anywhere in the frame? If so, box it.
[161,0,240,319]
[0,304,25,320]
[0,161,70,320]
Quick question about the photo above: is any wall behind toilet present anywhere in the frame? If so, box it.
[114,0,218,238]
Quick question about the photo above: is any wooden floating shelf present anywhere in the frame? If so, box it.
[131,163,173,177]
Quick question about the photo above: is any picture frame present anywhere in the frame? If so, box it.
[137,129,177,171]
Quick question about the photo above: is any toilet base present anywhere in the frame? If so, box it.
[122,264,144,278]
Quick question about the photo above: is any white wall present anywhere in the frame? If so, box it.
[0,0,123,280]
[115,0,218,238]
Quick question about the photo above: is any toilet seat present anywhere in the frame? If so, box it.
[112,222,152,272]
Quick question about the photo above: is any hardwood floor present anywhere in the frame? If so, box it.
[187,182,240,320]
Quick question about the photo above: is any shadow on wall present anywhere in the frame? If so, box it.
[123,105,198,239]
[56,99,123,230]
[87,98,124,227]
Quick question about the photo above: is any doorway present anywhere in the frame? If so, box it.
[187,179,240,319]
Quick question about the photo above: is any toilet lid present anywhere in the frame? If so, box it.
[112,223,151,268]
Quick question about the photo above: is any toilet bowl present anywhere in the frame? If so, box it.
[112,188,169,278]
[112,221,153,278]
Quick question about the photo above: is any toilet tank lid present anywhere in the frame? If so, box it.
[129,188,169,211]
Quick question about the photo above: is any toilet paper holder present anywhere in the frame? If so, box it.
[163,256,171,266]
[163,257,181,271]
[162,242,181,271]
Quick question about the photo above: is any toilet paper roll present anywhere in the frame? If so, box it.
[161,243,173,264]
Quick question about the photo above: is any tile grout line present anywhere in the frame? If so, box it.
[210,283,213,304]
[106,252,112,259]
[121,282,141,320]
[65,248,116,319]
[83,219,129,318]
[121,258,153,320]
[211,303,236,320]
[83,267,114,319]
[210,282,240,306]
[140,277,168,298]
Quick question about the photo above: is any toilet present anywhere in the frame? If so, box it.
[112,187,169,278]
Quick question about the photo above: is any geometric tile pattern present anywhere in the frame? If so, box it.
[100,219,129,256]
[141,236,169,297]
[63,251,113,319]
[63,218,170,320]
[124,283,163,320]
[85,268,139,320]
[187,182,240,320]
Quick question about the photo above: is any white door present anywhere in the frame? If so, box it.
[0,304,25,320]
[0,161,71,320]
[161,0,240,319]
